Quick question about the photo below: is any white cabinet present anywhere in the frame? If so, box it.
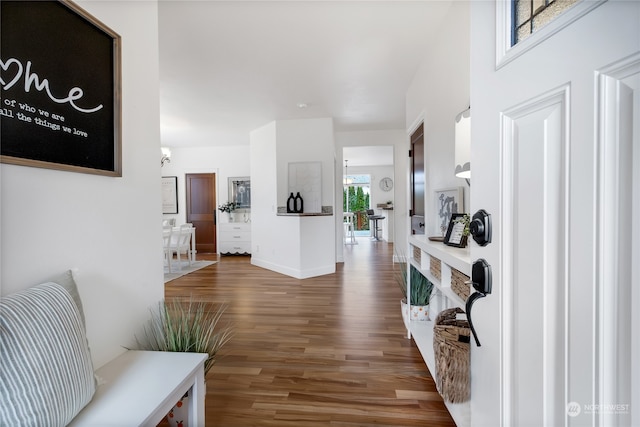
[407,235,471,427]
[219,223,251,255]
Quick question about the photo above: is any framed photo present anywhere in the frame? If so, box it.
[228,177,251,209]
[444,213,468,248]
[162,176,178,214]
[0,0,122,176]
[434,187,464,236]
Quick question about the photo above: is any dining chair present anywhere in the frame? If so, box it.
[163,226,174,272]
[343,212,356,245]
[166,225,193,272]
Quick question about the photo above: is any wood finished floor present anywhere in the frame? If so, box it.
[164,238,455,427]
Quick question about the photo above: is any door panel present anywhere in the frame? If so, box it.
[470,2,639,426]
[501,88,568,427]
[186,173,217,253]
[410,123,425,235]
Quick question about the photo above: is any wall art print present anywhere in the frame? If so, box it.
[0,0,122,176]
[434,187,464,237]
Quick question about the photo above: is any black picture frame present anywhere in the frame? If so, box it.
[444,213,468,248]
[0,0,122,176]
[162,176,178,214]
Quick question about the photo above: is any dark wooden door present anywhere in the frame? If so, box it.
[410,123,425,235]
[186,173,217,253]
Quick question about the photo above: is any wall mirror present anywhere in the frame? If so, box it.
[228,177,251,210]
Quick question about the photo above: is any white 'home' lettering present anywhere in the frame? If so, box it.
[1,57,103,114]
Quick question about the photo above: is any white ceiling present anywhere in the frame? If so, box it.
[343,145,393,166]
[158,0,454,152]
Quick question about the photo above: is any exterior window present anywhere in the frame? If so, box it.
[512,0,579,45]
[343,174,371,232]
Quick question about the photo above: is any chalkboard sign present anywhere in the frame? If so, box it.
[0,0,122,176]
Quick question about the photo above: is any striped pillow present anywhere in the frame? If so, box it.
[0,282,96,426]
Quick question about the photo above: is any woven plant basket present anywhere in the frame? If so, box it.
[433,308,470,403]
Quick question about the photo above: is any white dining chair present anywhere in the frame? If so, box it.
[163,226,175,272]
[343,212,356,245]
[168,225,194,271]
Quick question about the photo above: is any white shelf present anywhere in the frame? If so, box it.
[409,321,471,427]
[405,235,471,427]
[409,235,470,273]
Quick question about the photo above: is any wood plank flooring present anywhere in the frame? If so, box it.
[164,238,455,426]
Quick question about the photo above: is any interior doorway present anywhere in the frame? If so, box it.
[185,173,217,253]
[342,145,395,243]
[409,123,424,235]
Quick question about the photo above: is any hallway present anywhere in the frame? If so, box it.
[164,237,455,426]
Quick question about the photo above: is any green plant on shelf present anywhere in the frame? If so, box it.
[394,250,434,306]
[453,213,470,237]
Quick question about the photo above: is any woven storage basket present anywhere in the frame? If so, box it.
[429,257,441,280]
[433,308,470,403]
[451,268,470,300]
[412,245,421,264]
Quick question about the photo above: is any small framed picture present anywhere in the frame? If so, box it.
[444,213,468,248]
[162,176,178,214]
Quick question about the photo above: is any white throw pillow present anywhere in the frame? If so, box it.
[0,282,96,426]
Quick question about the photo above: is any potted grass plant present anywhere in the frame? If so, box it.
[131,297,232,427]
[395,250,434,322]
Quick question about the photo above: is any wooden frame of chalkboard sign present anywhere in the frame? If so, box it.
[0,0,122,176]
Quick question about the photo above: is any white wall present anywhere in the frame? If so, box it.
[276,118,335,209]
[159,145,251,226]
[0,1,163,368]
[251,119,336,279]
[405,1,470,237]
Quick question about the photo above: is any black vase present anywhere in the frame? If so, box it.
[286,193,295,213]
[294,192,303,213]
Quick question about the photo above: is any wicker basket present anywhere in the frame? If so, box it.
[433,308,470,403]
[429,257,441,280]
[412,245,421,264]
[451,268,470,300]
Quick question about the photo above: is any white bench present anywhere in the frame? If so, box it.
[70,351,207,426]
[0,274,208,427]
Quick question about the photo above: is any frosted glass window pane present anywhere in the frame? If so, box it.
[512,0,580,46]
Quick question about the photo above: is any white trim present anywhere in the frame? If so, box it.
[496,0,607,69]
[594,52,640,427]
[406,110,426,136]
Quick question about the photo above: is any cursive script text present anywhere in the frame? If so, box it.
[1,57,103,114]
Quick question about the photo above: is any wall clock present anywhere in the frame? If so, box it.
[379,177,393,191]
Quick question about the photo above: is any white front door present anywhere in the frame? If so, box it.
[470,1,639,426]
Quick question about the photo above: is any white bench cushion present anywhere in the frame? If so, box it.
[0,282,95,427]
